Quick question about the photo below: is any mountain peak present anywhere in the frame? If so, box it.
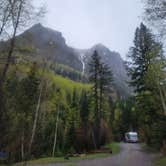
[27,23,62,36]
[28,23,44,31]
[95,43,106,47]
[24,23,66,47]
[93,43,108,50]
[32,23,43,28]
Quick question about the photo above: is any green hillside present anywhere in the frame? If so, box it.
[14,63,91,95]
[48,72,90,93]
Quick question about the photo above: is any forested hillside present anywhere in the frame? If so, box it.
[0,24,130,97]
[0,10,127,161]
[0,54,123,163]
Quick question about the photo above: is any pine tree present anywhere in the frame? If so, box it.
[89,51,101,148]
[89,50,113,149]
[99,63,113,115]
[127,23,154,92]
[64,89,80,153]
[80,90,89,126]
[127,23,166,147]
[89,51,101,119]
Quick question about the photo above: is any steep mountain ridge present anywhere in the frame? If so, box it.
[0,24,131,97]
[75,44,131,97]
[17,23,83,71]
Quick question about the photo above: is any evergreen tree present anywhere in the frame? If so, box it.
[89,51,101,121]
[89,50,113,148]
[127,23,166,148]
[99,63,113,115]
[64,89,80,153]
[80,90,90,126]
[127,23,158,92]
[89,51,102,148]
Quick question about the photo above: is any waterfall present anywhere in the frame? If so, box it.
[80,53,85,75]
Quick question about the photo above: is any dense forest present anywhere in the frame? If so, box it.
[0,0,166,165]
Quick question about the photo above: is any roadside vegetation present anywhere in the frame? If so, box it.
[13,142,120,166]
[155,157,166,166]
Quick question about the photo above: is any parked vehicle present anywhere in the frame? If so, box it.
[0,151,7,164]
[125,132,138,143]
[0,151,7,158]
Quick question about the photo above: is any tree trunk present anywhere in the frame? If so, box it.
[162,140,166,155]
[52,108,60,157]
[21,130,25,161]
[0,86,5,123]
[91,126,97,149]
[158,84,166,116]
[28,84,43,154]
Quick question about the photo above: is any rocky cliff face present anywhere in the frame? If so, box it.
[17,23,83,71]
[75,44,131,97]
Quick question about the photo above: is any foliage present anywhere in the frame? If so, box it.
[105,142,120,154]
[0,47,120,164]
[0,63,91,162]
[49,62,88,82]
[155,156,166,166]
[13,142,120,166]
[89,50,113,148]
[126,23,166,151]
[110,98,138,141]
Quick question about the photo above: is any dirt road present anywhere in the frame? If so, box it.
[75,143,158,166]
[38,143,159,166]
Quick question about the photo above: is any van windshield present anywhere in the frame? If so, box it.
[130,135,138,139]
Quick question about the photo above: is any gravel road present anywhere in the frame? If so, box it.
[36,143,159,166]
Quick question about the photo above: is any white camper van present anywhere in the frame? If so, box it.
[125,132,138,143]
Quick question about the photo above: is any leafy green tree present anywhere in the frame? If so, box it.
[3,70,19,152]
[1,63,40,161]
[63,89,80,153]
[15,63,39,160]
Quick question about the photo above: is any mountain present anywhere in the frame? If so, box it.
[16,23,83,71]
[0,24,131,97]
[75,44,131,97]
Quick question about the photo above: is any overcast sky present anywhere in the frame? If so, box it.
[38,0,144,58]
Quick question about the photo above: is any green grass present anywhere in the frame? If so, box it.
[15,154,110,166]
[13,143,120,166]
[105,142,121,154]
[155,156,166,166]
[141,144,166,166]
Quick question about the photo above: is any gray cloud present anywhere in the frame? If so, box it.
[37,0,144,58]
